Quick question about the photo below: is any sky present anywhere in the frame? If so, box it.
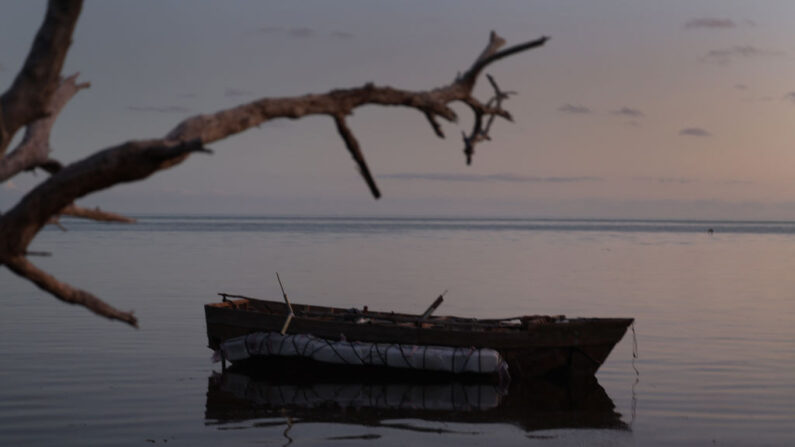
[3,0,795,219]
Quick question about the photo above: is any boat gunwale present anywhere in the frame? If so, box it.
[208,294,634,334]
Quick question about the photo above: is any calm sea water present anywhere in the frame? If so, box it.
[1,216,793,446]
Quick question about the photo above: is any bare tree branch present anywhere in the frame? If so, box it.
[38,158,64,174]
[24,251,52,257]
[0,0,83,154]
[166,83,459,145]
[483,74,515,135]
[423,111,445,138]
[166,32,549,175]
[58,204,136,223]
[0,74,89,182]
[0,139,207,256]
[49,218,68,232]
[0,22,547,327]
[0,140,205,327]
[3,256,138,327]
[333,114,380,198]
[461,75,517,165]
[461,32,549,87]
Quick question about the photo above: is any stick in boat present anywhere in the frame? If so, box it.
[276,272,295,335]
[420,290,447,320]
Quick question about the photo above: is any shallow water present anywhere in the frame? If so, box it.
[1,216,794,446]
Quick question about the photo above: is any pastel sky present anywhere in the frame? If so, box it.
[3,0,795,219]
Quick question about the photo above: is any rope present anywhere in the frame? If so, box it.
[397,344,416,369]
[458,347,476,373]
[384,344,396,368]
[374,343,387,366]
[301,336,313,357]
[243,334,252,357]
[256,332,268,354]
[478,347,483,374]
[630,321,639,428]
[229,331,504,375]
[323,338,351,365]
[277,332,289,355]
[306,336,327,358]
[631,321,640,376]
[451,347,458,372]
[349,341,368,365]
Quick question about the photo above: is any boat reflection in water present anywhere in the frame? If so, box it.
[204,364,628,436]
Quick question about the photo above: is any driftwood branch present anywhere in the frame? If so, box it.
[461,74,516,165]
[333,114,380,198]
[461,32,548,87]
[46,202,135,229]
[0,74,90,182]
[4,256,137,327]
[38,158,64,175]
[423,111,445,138]
[167,33,549,176]
[0,0,83,155]
[0,139,206,326]
[484,74,515,134]
[57,204,136,223]
[0,138,208,256]
[0,2,547,327]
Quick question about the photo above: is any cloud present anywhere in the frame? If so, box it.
[742,95,774,103]
[656,177,698,184]
[679,127,712,137]
[257,26,283,34]
[126,105,189,114]
[558,104,591,115]
[783,92,795,103]
[256,26,318,39]
[255,26,353,40]
[734,83,748,90]
[634,177,754,186]
[633,176,698,184]
[382,173,603,183]
[225,88,253,98]
[701,45,781,65]
[330,30,354,39]
[684,18,736,29]
[288,27,314,38]
[722,179,753,185]
[611,107,644,118]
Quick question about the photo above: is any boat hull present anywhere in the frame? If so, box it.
[205,297,632,379]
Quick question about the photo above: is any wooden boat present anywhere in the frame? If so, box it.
[205,293,633,379]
